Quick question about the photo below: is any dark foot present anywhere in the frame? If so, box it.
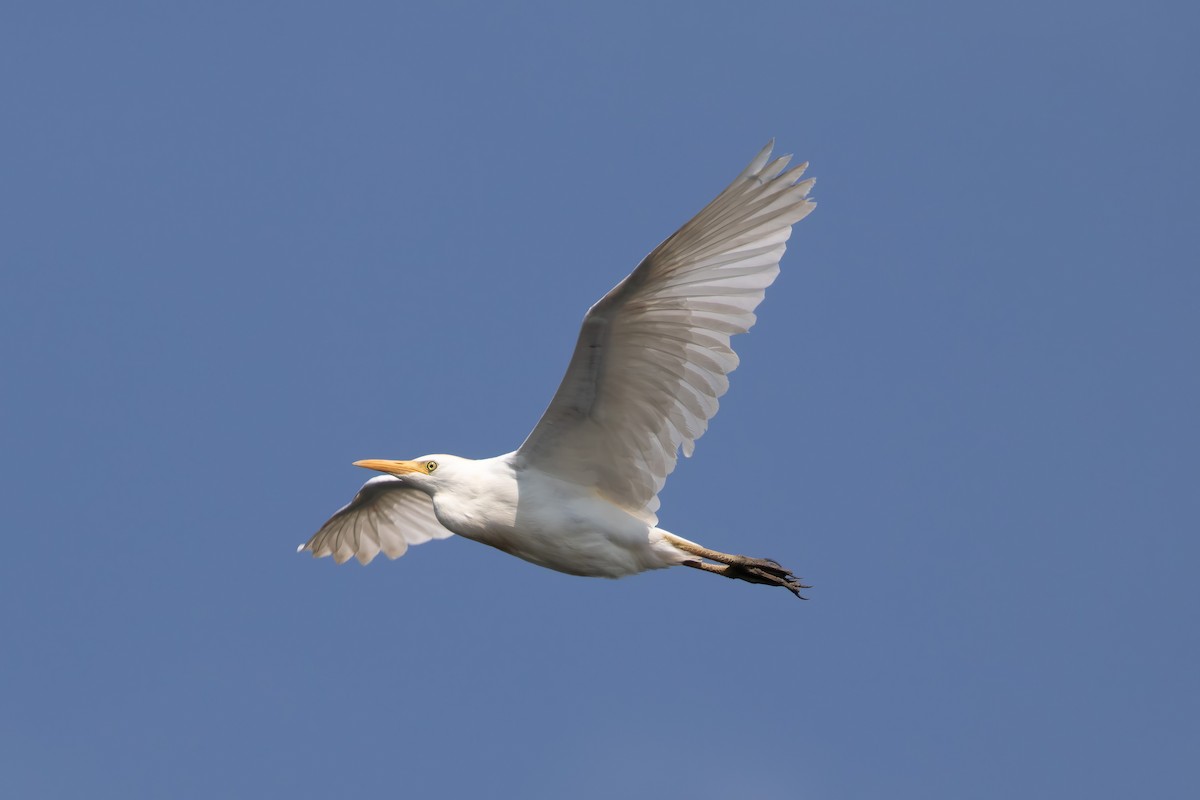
[723,560,812,600]
[666,535,811,600]
[682,556,812,600]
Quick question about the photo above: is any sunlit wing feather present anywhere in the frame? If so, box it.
[517,142,816,524]
[298,476,453,565]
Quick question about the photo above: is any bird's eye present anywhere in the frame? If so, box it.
[426,461,438,473]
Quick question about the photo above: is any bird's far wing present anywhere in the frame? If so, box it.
[516,142,816,524]
[298,476,453,565]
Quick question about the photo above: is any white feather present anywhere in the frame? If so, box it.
[517,142,817,523]
[299,475,453,565]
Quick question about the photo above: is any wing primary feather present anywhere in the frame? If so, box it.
[301,477,453,566]
[516,142,815,519]
[737,140,775,181]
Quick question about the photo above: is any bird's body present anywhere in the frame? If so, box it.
[337,454,690,578]
[301,142,817,598]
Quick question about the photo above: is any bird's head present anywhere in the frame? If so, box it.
[351,454,460,491]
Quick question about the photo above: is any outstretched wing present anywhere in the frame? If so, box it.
[299,476,453,565]
[516,142,816,524]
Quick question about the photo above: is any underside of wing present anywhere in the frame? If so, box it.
[517,142,816,523]
[299,476,453,565]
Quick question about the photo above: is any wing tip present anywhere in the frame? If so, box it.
[741,140,776,180]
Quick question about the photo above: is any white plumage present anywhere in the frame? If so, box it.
[300,142,817,598]
[307,476,452,565]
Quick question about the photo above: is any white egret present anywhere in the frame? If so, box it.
[300,142,817,598]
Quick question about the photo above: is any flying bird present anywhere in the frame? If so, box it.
[300,142,817,598]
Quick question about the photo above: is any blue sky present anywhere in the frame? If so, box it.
[2,2,1197,797]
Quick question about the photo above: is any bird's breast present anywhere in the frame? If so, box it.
[434,469,666,578]
[431,489,517,542]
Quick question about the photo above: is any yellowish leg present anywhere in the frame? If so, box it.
[664,533,811,600]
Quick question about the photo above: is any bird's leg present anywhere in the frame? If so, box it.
[665,534,811,600]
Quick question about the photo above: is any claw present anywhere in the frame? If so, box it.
[666,534,810,601]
